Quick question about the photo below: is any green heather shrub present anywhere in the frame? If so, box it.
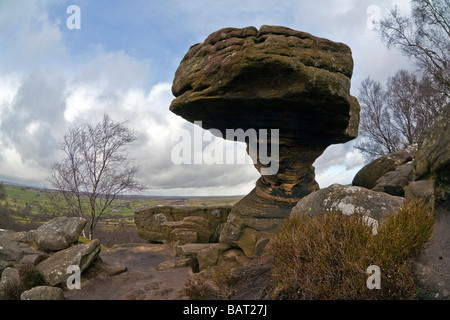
[0,264,45,300]
[266,199,435,300]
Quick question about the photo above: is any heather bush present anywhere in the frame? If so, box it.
[266,199,435,300]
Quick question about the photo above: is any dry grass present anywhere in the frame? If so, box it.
[183,278,225,300]
[265,198,435,300]
[17,264,46,292]
[183,264,238,300]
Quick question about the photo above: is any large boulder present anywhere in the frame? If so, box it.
[291,184,406,234]
[371,161,414,196]
[0,229,46,273]
[134,206,230,244]
[28,217,87,251]
[352,145,417,190]
[36,239,101,286]
[414,104,450,184]
[170,25,360,255]
[20,286,65,300]
[0,267,20,298]
[165,216,214,244]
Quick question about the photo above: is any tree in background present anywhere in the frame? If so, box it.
[355,70,447,160]
[48,114,145,239]
[379,0,449,92]
[356,0,449,161]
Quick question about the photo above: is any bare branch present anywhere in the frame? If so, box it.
[48,114,145,239]
[378,1,449,92]
[356,71,448,161]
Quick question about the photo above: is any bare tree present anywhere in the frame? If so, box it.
[355,70,447,160]
[355,77,401,160]
[49,114,145,239]
[379,0,449,92]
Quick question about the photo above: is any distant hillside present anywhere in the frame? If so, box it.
[0,182,243,218]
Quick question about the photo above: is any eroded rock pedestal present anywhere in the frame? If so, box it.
[170,25,360,255]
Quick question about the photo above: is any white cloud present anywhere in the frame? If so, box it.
[316,164,363,188]
[313,140,366,188]
[0,73,22,122]
[0,0,67,74]
[0,142,49,186]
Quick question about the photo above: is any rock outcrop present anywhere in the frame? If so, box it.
[0,217,102,299]
[349,105,450,299]
[352,145,417,191]
[170,25,360,255]
[0,229,47,273]
[371,162,414,197]
[36,239,101,286]
[410,104,450,299]
[134,206,231,244]
[414,104,450,184]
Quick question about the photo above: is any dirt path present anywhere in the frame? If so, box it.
[64,243,193,300]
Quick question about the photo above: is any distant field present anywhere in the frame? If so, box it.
[0,183,243,245]
[0,183,242,219]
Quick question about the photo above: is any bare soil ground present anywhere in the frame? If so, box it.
[64,243,193,300]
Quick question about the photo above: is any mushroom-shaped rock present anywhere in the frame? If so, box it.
[170,25,360,255]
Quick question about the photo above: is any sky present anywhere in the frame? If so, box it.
[0,0,414,196]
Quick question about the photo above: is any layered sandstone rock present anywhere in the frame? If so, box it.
[134,206,231,244]
[36,239,101,286]
[170,25,360,255]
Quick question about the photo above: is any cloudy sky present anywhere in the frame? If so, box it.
[0,0,414,196]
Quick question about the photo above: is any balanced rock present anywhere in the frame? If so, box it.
[170,25,360,255]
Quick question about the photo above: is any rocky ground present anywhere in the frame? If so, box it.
[64,243,192,300]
